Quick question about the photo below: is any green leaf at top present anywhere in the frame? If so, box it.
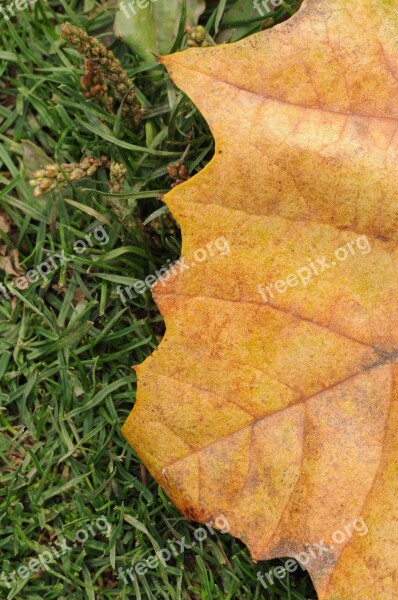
[114,0,205,60]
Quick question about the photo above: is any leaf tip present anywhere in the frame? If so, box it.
[158,54,176,67]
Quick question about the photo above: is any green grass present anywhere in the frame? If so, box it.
[0,0,315,598]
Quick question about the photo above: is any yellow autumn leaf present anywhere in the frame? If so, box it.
[123,1,398,597]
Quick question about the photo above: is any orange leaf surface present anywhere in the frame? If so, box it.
[122,1,398,597]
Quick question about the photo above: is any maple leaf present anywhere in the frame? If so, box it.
[122,1,398,597]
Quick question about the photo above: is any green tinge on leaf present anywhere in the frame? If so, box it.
[114,0,205,60]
